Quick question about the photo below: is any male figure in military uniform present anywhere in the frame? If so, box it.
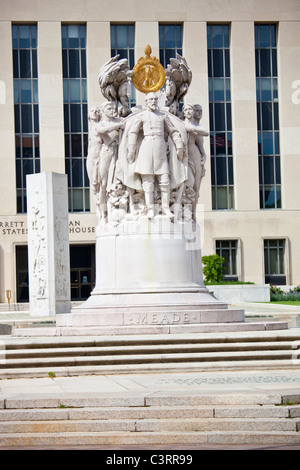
[126,92,184,219]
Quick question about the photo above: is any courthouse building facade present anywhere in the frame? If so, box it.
[0,0,300,303]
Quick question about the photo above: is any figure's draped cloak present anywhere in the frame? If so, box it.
[116,108,188,191]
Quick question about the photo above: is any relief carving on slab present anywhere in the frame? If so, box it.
[30,196,47,300]
[87,46,209,228]
[54,215,69,300]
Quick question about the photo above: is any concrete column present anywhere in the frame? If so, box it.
[0,21,16,215]
[38,22,65,173]
[134,22,159,105]
[230,21,260,211]
[86,21,110,110]
[183,21,211,213]
[277,21,300,210]
[27,172,71,317]
[277,21,300,284]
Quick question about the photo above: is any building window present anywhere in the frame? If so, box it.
[255,24,281,209]
[70,245,95,301]
[159,24,182,68]
[216,240,238,281]
[264,239,286,285]
[110,24,135,105]
[12,24,40,214]
[207,24,234,210]
[62,24,89,212]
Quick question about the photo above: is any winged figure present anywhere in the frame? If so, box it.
[98,55,133,117]
[165,53,192,116]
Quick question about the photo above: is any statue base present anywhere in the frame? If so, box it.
[56,217,245,330]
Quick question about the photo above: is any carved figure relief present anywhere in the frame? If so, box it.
[88,46,209,226]
[30,195,47,299]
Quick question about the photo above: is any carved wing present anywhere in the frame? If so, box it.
[98,55,133,101]
[165,53,192,107]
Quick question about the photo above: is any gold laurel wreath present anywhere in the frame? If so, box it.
[132,45,166,94]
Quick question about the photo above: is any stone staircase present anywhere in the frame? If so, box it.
[1,328,300,378]
[0,392,299,447]
[0,303,29,312]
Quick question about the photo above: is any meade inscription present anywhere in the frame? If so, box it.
[124,311,201,325]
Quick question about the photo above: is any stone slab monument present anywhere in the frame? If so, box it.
[27,172,71,317]
[56,46,245,331]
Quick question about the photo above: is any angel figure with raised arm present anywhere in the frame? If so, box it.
[87,101,124,222]
[183,103,209,220]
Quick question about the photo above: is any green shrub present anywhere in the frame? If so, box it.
[202,254,225,284]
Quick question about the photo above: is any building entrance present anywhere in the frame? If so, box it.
[16,245,29,302]
[70,244,95,301]
[15,244,95,303]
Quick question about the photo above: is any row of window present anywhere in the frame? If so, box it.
[218,238,286,284]
[12,22,281,213]
[15,238,286,302]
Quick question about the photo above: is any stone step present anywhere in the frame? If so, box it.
[0,349,297,369]
[0,359,297,379]
[12,321,289,336]
[0,405,214,421]
[1,430,300,447]
[1,329,300,377]
[0,393,298,447]
[2,341,297,359]
[1,404,296,421]
[0,417,297,434]
[5,328,300,348]
[0,392,286,409]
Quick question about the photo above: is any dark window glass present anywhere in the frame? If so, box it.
[208,24,233,210]
[111,24,135,107]
[212,49,224,76]
[214,103,225,131]
[264,239,285,284]
[71,134,82,158]
[260,49,271,77]
[69,49,80,77]
[70,104,82,132]
[21,105,32,133]
[216,240,238,279]
[255,24,281,209]
[13,24,39,213]
[62,24,89,212]
[159,24,182,68]
[216,157,228,185]
[19,50,31,78]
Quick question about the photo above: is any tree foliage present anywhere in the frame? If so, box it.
[202,254,225,284]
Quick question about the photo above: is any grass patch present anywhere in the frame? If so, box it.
[270,301,300,306]
[205,281,255,286]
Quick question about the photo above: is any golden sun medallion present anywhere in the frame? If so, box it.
[132,45,166,94]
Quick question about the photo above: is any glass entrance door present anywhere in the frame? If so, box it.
[70,244,95,301]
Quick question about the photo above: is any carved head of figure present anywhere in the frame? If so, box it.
[88,106,101,122]
[182,103,195,120]
[145,92,158,111]
[193,104,203,123]
[100,101,116,119]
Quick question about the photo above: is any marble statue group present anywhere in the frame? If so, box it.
[86,46,209,227]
